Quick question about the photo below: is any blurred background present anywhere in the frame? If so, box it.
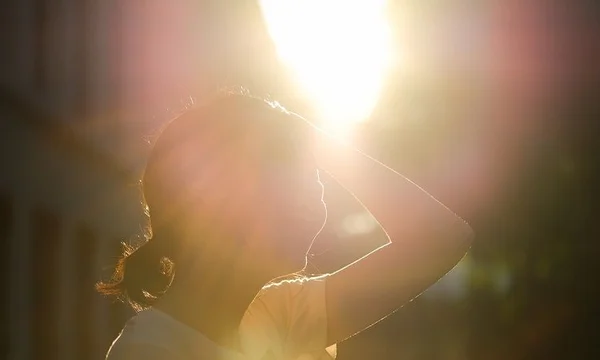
[0,0,598,359]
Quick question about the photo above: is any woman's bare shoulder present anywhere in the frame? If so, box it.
[259,274,328,298]
[106,310,188,360]
[107,340,180,360]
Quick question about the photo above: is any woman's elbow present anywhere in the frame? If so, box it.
[459,219,475,243]
[449,220,474,259]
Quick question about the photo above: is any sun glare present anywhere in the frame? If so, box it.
[259,0,392,138]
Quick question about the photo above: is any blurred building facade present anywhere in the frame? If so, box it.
[0,97,142,359]
[0,0,143,359]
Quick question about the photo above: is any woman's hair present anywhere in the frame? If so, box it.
[96,93,309,311]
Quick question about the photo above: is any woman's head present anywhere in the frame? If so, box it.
[97,94,327,310]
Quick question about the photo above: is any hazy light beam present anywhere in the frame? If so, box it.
[260,0,392,137]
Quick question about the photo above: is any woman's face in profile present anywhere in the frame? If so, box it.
[223,120,327,271]
[251,162,327,270]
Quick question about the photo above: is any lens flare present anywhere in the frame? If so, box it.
[260,0,392,137]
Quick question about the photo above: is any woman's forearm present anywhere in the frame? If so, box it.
[314,132,474,246]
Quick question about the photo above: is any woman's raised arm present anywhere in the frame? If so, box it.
[313,131,474,345]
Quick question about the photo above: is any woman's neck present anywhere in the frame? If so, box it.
[153,258,271,351]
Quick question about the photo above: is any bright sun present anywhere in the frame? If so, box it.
[259,0,392,138]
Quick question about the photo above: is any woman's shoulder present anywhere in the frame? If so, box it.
[106,311,173,359]
[106,341,180,360]
[105,309,203,360]
[259,273,328,297]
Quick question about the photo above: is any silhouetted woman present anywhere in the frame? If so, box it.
[98,94,473,359]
